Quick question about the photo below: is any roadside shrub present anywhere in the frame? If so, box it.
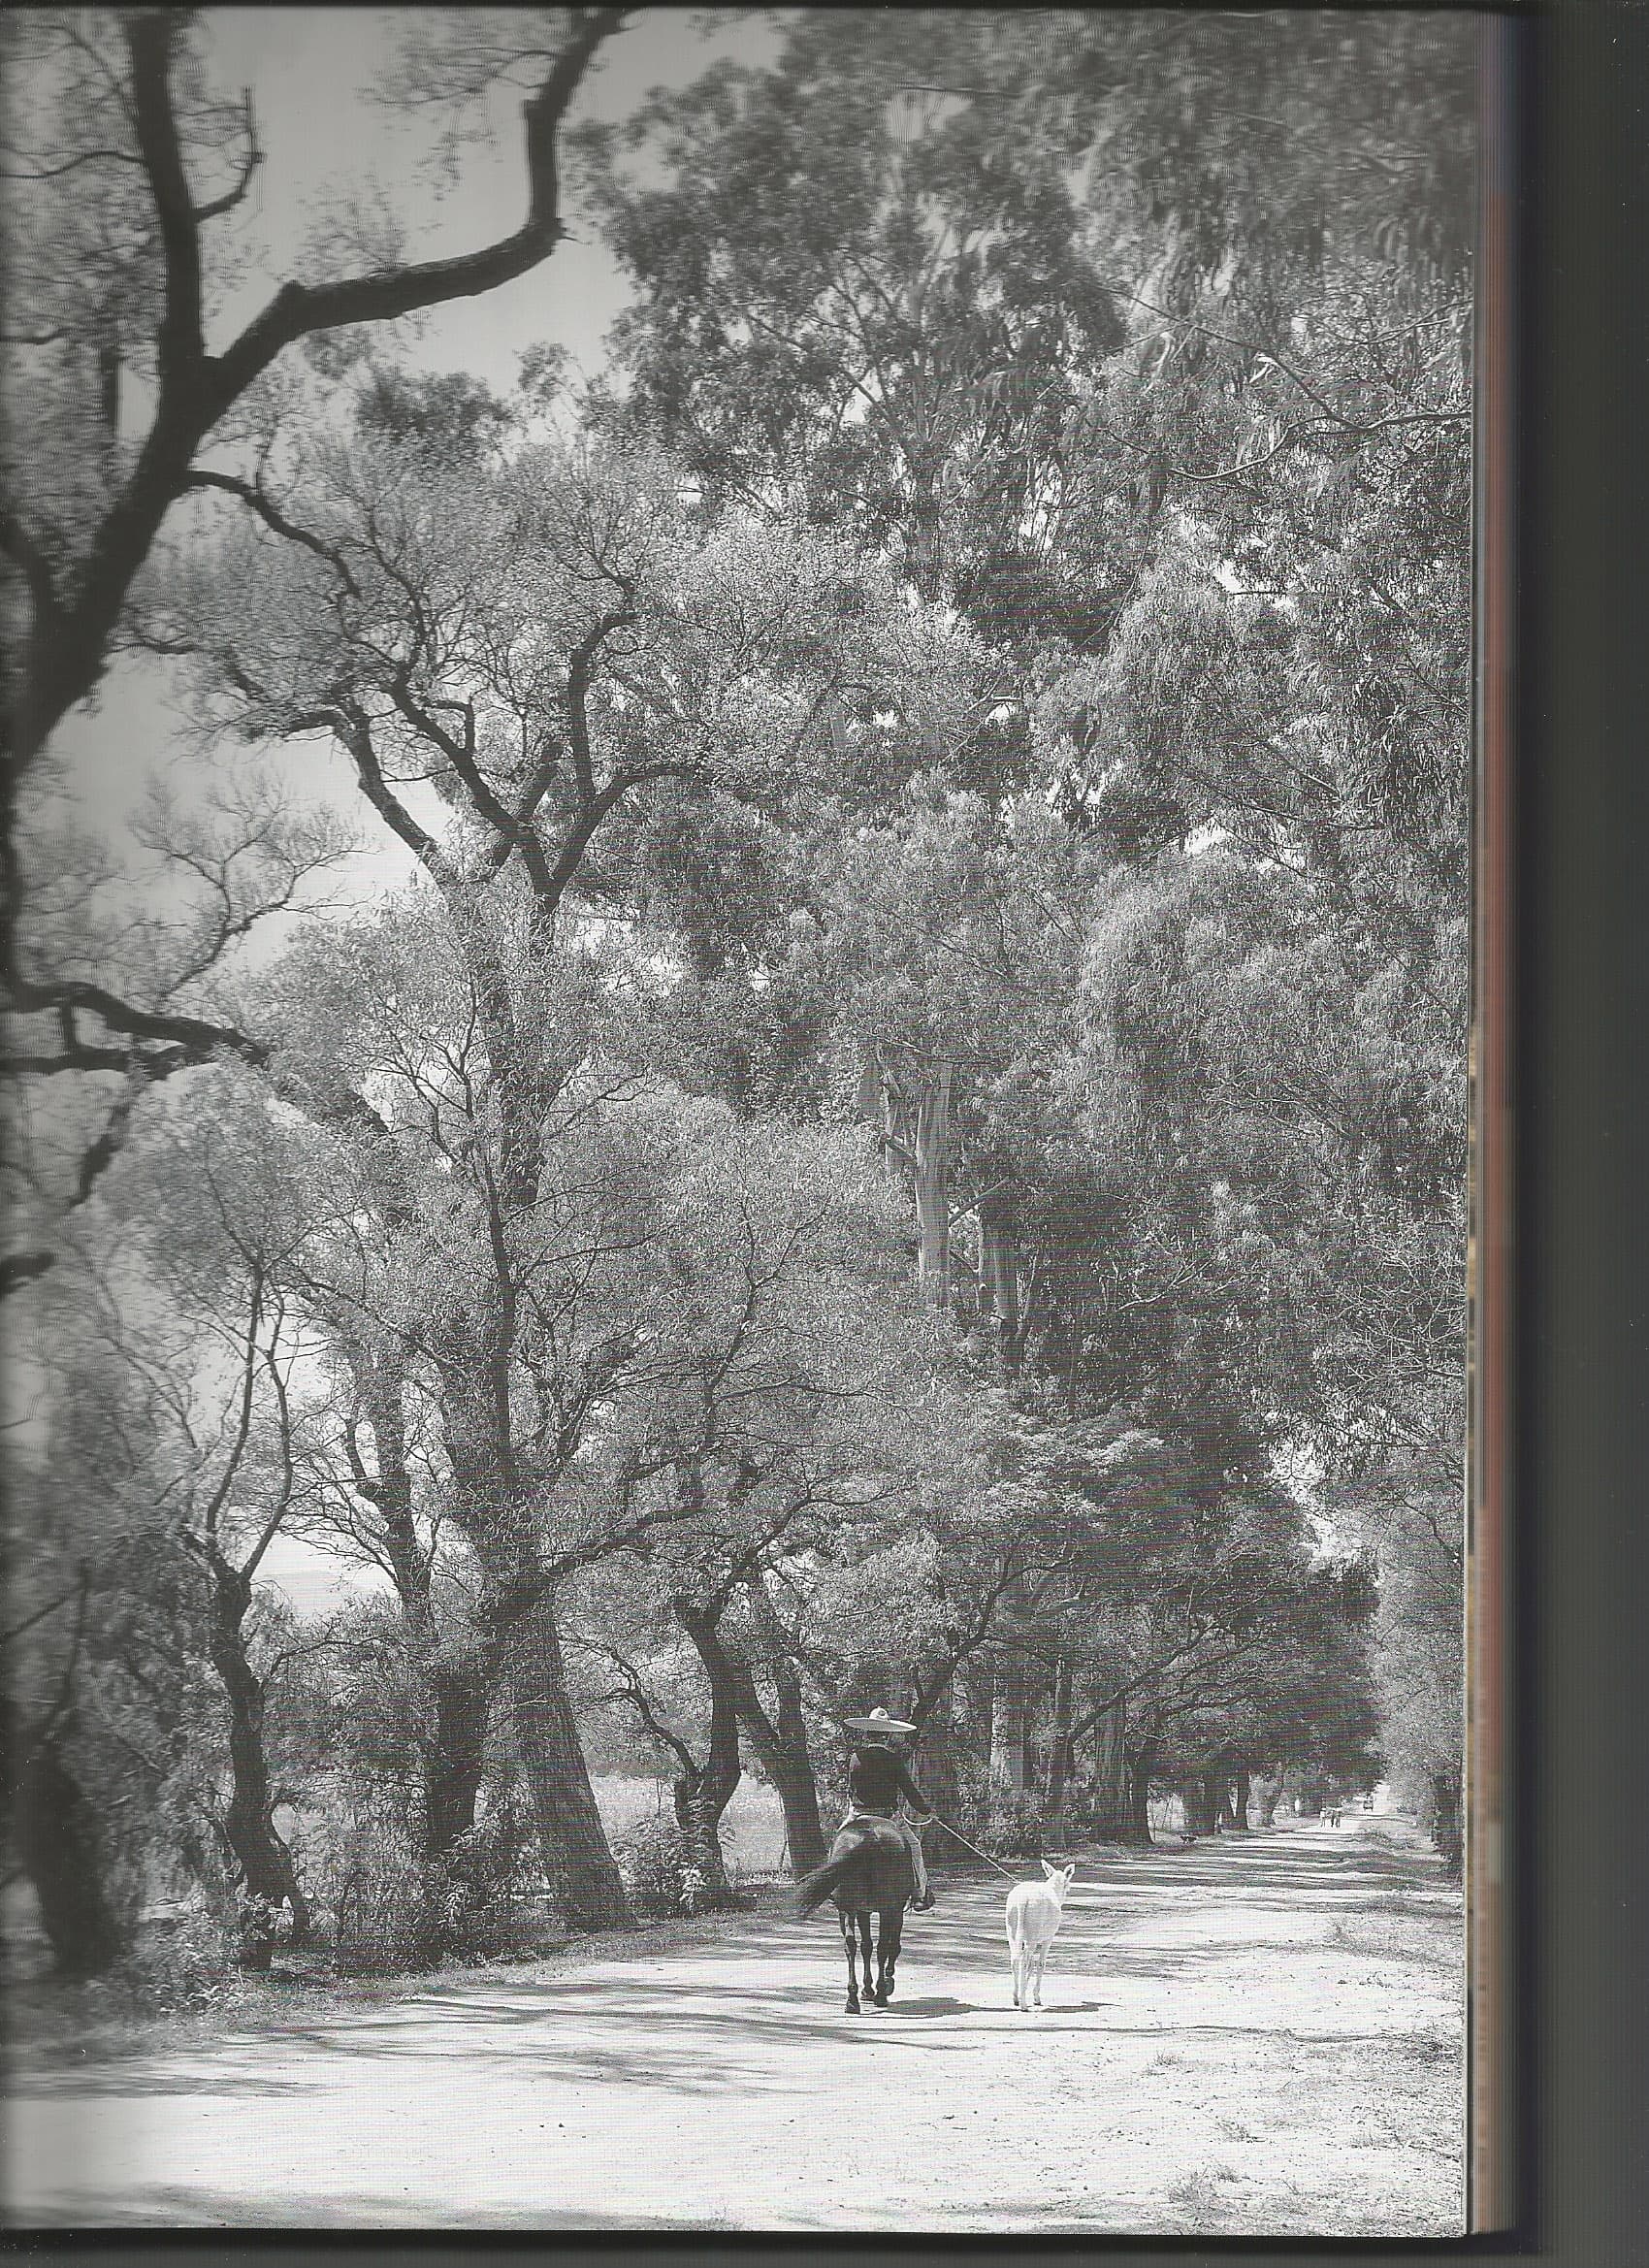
[123,1904,243,2014]
[330,1812,431,1975]
[951,1766,1052,1859]
[321,1779,539,1975]
[613,1811,711,1918]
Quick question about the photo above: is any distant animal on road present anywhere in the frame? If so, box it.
[1005,1860,1077,2011]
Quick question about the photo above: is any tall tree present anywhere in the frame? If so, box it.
[1,6,626,1276]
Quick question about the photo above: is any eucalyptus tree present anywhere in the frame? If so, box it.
[135,411,985,1918]
[2,10,633,1272]
[552,1099,963,1882]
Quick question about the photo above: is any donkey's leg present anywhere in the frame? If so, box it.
[1030,1945,1048,2008]
[841,1911,859,2013]
[1009,1929,1023,2009]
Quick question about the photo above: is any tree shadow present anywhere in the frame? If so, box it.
[11,2186,750,2231]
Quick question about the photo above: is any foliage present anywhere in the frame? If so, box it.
[612,1809,711,1920]
[951,1767,1051,1863]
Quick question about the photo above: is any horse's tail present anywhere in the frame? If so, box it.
[794,1846,857,1918]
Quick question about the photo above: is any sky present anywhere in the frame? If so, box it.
[39,9,781,1613]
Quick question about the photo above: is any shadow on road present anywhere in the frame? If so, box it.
[10,1828,1455,2109]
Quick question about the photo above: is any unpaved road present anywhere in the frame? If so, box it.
[4,1823,1463,2236]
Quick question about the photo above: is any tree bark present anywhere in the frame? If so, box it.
[910,1668,967,1865]
[1228,1766,1252,1831]
[426,1655,491,1859]
[1430,1766,1463,1877]
[689,1600,824,1874]
[989,1650,1031,1793]
[1088,1697,1131,1840]
[1045,1651,1074,1815]
[1179,1770,1218,1839]
[1124,1734,1156,1846]
[500,1596,632,1929]
[14,1727,127,1979]
[912,1058,953,1312]
[670,1600,745,1909]
[206,1559,308,1962]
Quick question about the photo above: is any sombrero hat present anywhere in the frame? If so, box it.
[843,1706,917,1737]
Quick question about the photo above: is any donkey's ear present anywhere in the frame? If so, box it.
[1041,1859,1057,1877]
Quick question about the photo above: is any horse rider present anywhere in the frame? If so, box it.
[841,1707,935,1909]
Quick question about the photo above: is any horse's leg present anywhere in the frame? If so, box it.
[869,1911,888,2004]
[858,1912,875,2004]
[877,1906,903,2003]
[840,1910,859,2014]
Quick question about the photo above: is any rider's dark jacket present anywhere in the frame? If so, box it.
[848,1745,931,1818]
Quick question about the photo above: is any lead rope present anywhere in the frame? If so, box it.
[925,1811,1031,1882]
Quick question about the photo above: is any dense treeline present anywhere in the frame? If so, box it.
[2,9,1472,1984]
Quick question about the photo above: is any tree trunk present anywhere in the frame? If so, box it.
[989,1651,1031,1793]
[1205,1767,1229,1832]
[765,1656,826,1872]
[1087,1698,1131,1840]
[911,1059,954,1312]
[989,1211,1022,1380]
[743,1576,828,1871]
[501,1596,632,1929]
[14,1728,127,1979]
[1045,1652,1073,1815]
[671,1771,736,1909]
[976,1215,996,1325]
[426,1654,491,1859]
[1124,1735,1156,1846]
[352,1353,494,1864]
[669,1601,744,1910]
[1430,1767,1463,1877]
[438,1355,631,1929]
[207,1561,308,1963]
[1179,1771,1217,1839]
[964,1653,994,1759]
[1228,1766,1252,1831]
[692,1593,824,1876]
[911,1665,969,1865]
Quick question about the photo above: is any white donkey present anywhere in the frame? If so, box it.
[1005,1859,1077,2011]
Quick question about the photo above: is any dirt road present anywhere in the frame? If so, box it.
[3,1822,1463,2236]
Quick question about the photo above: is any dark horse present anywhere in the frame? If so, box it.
[794,1816,912,2012]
